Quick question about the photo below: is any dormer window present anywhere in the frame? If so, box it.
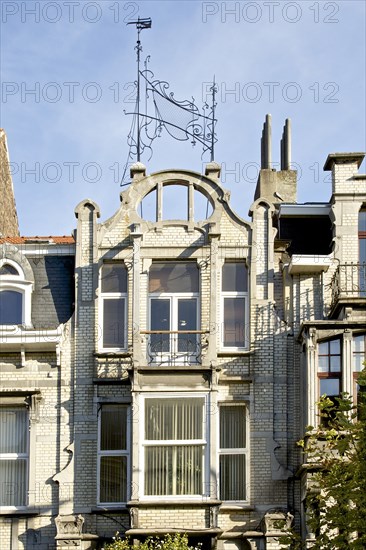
[0,259,32,327]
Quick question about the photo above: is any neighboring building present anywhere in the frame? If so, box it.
[0,118,365,549]
[0,129,19,237]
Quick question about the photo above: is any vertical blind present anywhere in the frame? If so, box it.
[219,406,246,501]
[0,407,28,507]
[144,398,205,496]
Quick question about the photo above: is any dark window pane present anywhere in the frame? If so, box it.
[320,378,340,396]
[149,262,199,293]
[101,264,127,293]
[178,299,197,352]
[103,299,125,348]
[223,297,245,347]
[100,405,128,451]
[220,454,246,500]
[222,263,248,292]
[359,210,366,232]
[150,299,170,352]
[0,290,22,325]
[100,456,127,502]
[220,407,246,449]
[330,356,341,372]
[0,264,19,276]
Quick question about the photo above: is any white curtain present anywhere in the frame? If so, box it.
[0,407,28,507]
[144,398,204,495]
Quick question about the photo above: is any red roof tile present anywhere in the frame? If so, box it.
[0,236,75,244]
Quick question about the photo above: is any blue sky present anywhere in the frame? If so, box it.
[1,0,365,235]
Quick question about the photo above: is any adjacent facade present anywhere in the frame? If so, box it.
[0,122,365,549]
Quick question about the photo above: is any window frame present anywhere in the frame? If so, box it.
[0,405,30,511]
[353,333,366,403]
[139,393,210,500]
[220,262,249,351]
[97,403,131,507]
[317,338,342,399]
[99,263,128,352]
[0,259,32,327]
[218,403,249,503]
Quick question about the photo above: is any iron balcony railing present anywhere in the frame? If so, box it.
[142,330,208,366]
[331,263,366,305]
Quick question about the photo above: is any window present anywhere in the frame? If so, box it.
[318,339,342,397]
[221,262,248,349]
[142,395,208,497]
[359,209,366,294]
[98,404,130,505]
[100,263,127,350]
[0,259,32,326]
[0,406,29,508]
[148,262,199,364]
[353,333,366,401]
[219,405,247,501]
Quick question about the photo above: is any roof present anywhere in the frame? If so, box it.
[0,236,75,245]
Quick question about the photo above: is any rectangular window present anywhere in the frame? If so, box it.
[98,404,130,505]
[148,262,200,365]
[142,396,207,497]
[0,406,29,508]
[100,263,127,350]
[219,405,247,501]
[221,262,248,349]
[353,334,366,402]
[318,339,342,397]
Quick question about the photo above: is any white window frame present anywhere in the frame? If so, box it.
[99,264,128,352]
[218,403,249,503]
[139,392,210,500]
[0,259,33,327]
[0,405,30,511]
[97,403,131,506]
[221,263,249,351]
[148,293,200,364]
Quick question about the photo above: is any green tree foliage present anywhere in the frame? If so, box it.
[103,533,202,550]
[281,367,366,549]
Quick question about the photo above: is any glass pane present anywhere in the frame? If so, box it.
[0,460,27,506]
[149,262,199,293]
[178,299,197,353]
[0,264,19,276]
[330,356,341,373]
[145,445,202,496]
[318,342,329,356]
[330,340,340,355]
[0,290,22,325]
[223,297,245,347]
[354,354,364,372]
[222,263,248,292]
[145,398,204,440]
[318,356,329,373]
[103,299,125,348]
[320,378,340,396]
[150,299,170,353]
[220,454,246,500]
[0,408,28,454]
[101,264,127,293]
[353,334,365,353]
[100,456,127,503]
[359,210,366,232]
[220,407,246,449]
[100,405,128,451]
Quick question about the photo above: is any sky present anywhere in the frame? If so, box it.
[1,0,366,236]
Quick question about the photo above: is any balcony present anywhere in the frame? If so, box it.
[142,331,208,366]
[331,263,366,309]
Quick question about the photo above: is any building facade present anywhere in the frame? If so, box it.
[0,123,365,549]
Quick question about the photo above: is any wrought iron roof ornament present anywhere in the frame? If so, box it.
[122,17,217,185]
